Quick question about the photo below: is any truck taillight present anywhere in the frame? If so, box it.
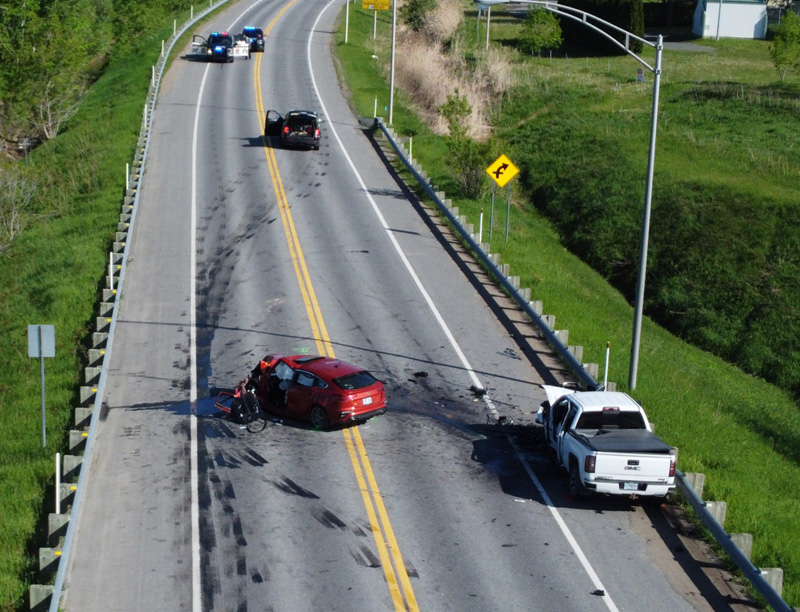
[669,457,676,477]
[584,455,596,474]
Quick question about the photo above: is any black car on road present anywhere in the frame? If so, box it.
[265,110,321,150]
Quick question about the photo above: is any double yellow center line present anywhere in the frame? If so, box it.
[251,5,419,611]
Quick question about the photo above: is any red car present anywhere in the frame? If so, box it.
[237,354,386,430]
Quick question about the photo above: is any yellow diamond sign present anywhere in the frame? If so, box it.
[486,154,519,188]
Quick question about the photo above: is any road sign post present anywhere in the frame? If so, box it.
[28,324,56,447]
[486,154,519,242]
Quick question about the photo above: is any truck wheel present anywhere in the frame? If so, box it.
[569,463,586,499]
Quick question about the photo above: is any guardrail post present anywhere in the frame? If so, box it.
[47,513,70,547]
[705,501,727,528]
[731,533,753,561]
[38,548,61,579]
[683,472,705,499]
[760,568,783,597]
[29,584,53,611]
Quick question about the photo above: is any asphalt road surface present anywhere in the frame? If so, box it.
[60,1,740,611]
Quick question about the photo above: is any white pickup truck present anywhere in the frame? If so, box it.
[536,385,677,499]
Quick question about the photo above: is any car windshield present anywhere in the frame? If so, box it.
[244,28,263,37]
[575,410,646,430]
[209,34,231,45]
[333,371,378,391]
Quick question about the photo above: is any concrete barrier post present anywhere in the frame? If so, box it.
[684,472,705,499]
[731,533,753,561]
[705,500,727,529]
[47,513,70,547]
[29,585,53,611]
[760,568,783,598]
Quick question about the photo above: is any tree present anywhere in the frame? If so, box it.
[400,0,437,32]
[770,9,800,82]
[518,9,562,57]
[437,91,488,199]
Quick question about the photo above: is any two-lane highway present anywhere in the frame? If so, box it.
[60,1,733,611]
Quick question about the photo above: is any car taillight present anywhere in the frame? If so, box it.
[315,128,320,138]
[669,457,676,477]
[283,126,289,134]
[584,455,596,474]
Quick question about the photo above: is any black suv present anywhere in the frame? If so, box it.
[265,110,321,150]
[242,27,265,52]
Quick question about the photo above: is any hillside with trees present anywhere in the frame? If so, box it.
[0,0,188,156]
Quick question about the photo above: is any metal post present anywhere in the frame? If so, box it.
[39,325,46,447]
[109,253,114,291]
[485,6,491,50]
[716,0,723,40]
[373,10,377,39]
[477,8,481,43]
[489,182,496,238]
[504,184,511,242]
[629,35,662,390]
[55,453,61,514]
[479,209,484,244]
[345,0,350,44]
[603,342,610,389]
[389,0,397,124]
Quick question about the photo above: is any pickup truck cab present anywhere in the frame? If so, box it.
[537,385,677,499]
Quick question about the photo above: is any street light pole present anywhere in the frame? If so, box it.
[474,0,663,389]
[629,35,662,390]
[389,0,397,124]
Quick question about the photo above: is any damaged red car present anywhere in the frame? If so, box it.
[226,354,387,430]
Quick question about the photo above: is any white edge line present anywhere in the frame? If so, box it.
[508,436,621,612]
[190,62,210,612]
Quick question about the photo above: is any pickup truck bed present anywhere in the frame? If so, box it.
[574,429,673,454]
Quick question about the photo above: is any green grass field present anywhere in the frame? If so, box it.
[332,5,800,608]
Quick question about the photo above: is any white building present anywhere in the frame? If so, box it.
[693,0,769,38]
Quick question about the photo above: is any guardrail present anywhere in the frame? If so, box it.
[373,116,793,612]
[28,3,233,611]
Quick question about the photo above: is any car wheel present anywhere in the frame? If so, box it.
[569,462,586,499]
[310,405,330,431]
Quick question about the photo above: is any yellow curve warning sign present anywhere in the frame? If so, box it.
[486,154,519,188]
